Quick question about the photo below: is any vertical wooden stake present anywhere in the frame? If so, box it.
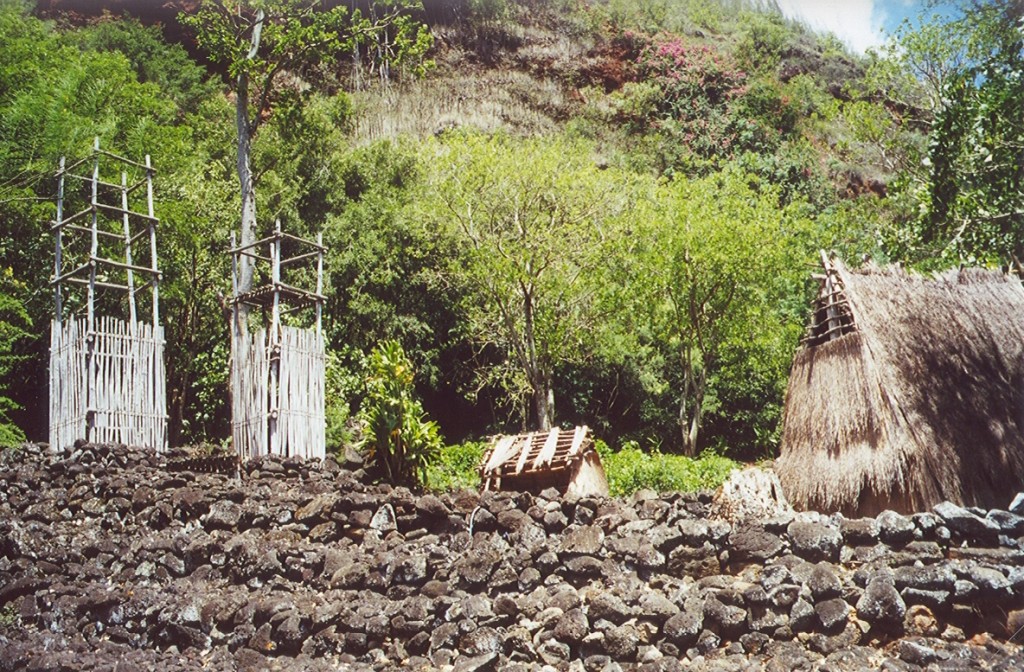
[121,171,137,326]
[146,155,159,329]
[268,220,282,455]
[86,137,100,442]
[316,232,323,338]
[55,156,65,324]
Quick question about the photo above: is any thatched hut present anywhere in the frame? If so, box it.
[479,426,609,497]
[777,255,1024,516]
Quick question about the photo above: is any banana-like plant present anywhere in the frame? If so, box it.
[357,340,441,486]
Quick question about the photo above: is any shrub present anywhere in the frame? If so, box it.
[427,440,486,492]
[598,440,739,497]
[357,340,442,487]
[0,270,30,448]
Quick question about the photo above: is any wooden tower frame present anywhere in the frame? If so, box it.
[229,220,326,460]
[49,138,166,451]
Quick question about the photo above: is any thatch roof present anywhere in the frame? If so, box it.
[479,426,608,497]
[777,257,1024,516]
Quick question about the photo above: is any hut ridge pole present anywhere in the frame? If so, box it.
[121,171,137,326]
[820,250,841,340]
[145,155,159,328]
[55,156,65,324]
[86,137,101,442]
[268,220,282,455]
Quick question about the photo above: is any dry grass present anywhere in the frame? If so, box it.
[349,68,574,142]
[778,260,1024,515]
[346,16,599,142]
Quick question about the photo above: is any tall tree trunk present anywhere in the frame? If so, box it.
[234,9,263,321]
[522,285,553,431]
[531,375,554,432]
[678,355,706,456]
[685,367,706,454]
[235,79,256,315]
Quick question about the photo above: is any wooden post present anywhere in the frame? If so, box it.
[316,232,323,337]
[121,171,137,326]
[55,157,65,324]
[230,231,241,456]
[268,220,282,455]
[820,250,841,341]
[86,137,100,442]
[145,155,159,329]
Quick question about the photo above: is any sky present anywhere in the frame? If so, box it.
[774,0,960,54]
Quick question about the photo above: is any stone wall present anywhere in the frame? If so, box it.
[0,443,1022,671]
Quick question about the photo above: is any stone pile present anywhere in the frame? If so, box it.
[0,442,1022,671]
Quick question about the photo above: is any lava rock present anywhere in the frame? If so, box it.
[856,577,906,631]
[728,524,784,565]
[787,521,841,562]
[933,501,1001,539]
[877,510,916,545]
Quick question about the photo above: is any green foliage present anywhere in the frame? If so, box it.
[426,440,485,492]
[734,11,789,74]
[357,340,443,486]
[632,35,748,172]
[625,166,812,455]
[597,440,739,496]
[876,0,1024,268]
[422,131,634,430]
[0,268,30,447]
[63,16,217,114]
[325,347,366,453]
[181,0,432,119]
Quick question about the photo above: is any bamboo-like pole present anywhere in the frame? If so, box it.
[55,157,65,324]
[121,171,138,326]
[86,137,100,442]
[230,231,241,456]
[268,220,282,455]
[316,232,323,337]
[146,155,159,329]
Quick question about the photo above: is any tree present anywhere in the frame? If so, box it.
[885,0,1024,266]
[629,167,810,455]
[0,268,30,446]
[423,132,630,431]
[180,0,431,318]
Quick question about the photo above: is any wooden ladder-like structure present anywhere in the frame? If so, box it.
[49,138,166,451]
[229,220,326,460]
[801,250,856,347]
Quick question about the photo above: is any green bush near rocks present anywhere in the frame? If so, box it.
[425,438,739,497]
[426,441,486,492]
[597,440,740,497]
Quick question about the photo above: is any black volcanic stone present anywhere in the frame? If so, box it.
[788,521,841,563]
[728,524,784,564]
[856,576,906,631]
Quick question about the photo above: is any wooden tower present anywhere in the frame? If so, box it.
[49,139,166,451]
[229,220,326,460]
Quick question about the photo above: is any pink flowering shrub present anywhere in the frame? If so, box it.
[637,37,748,114]
[617,35,796,170]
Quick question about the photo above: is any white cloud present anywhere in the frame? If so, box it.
[774,0,888,54]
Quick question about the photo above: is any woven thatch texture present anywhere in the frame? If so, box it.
[778,262,1024,515]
